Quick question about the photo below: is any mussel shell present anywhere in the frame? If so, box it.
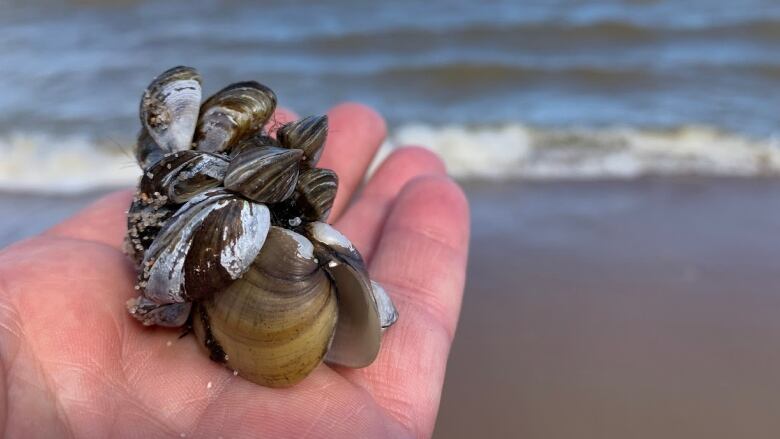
[139,66,201,157]
[277,115,328,167]
[125,191,177,267]
[370,281,398,329]
[193,227,338,387]
[183,196,270,300]
[141,190,270,304]
[305,222,382,368]
[294,168,338,222]
[306,221,361,259]
[139,150,229,204]
[229,133,280,158]
[126,296,192,327]
[224,146,302,203]
[128,149,228,266]
[135,128,164,170]
[194,81,277,153]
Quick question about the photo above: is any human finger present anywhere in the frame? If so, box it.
[334,147,446,261]
[349,175,470,438]
[317,103,387,220]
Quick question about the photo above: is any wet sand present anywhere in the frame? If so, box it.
[2,179,780,438]
[435,178,780,439]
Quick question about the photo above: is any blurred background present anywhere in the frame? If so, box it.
[2,0,780,437]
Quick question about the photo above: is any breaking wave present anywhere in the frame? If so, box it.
[1,124,780,193]
[383,124,780,180]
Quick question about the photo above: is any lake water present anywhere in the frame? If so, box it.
[2,0,780,190]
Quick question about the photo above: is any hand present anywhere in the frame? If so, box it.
[0,104,470,439]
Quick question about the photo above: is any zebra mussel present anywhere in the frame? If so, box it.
[125,66,398,388]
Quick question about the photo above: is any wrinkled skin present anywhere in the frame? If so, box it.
[0,104,470,439]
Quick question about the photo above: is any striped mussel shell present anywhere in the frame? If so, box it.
[139,150,229,204]
[125,67,397,388]
[223,145,302,204]
[277,115,328,167]
[125,150,229,265]
[194,82,277,153]
[293,167,338,222]
[138,66,202,160]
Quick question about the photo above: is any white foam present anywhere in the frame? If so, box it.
[1,124,780,195]
[0,132,141,193]
[378,123,780,180]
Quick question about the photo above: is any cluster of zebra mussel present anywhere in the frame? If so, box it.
[124,66,397,388]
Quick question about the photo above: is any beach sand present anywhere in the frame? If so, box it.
[435,178,780,439]
[3,179,780,438]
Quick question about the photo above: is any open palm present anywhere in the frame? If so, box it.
[0,104,469,439]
